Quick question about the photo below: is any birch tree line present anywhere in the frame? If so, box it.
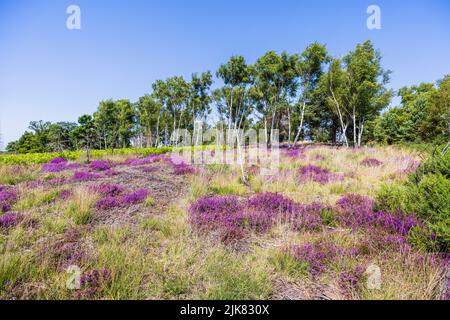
[7,40,399,153]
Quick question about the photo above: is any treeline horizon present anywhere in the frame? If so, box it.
[5,40,450,154]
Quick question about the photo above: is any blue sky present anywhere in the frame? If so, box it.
[1,0,449,149]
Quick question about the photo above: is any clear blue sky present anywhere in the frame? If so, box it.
[1,0,449,149]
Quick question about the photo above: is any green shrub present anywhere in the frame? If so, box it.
[407,225,439,252]
[374,183,412,212]
[376,149,450,252]
[410,149,450,183]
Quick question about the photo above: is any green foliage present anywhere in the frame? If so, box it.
[214,56,253,130]
[7,132,46,154]
[141,218,172,237]
[374,183,412,212]
[376,149,450,251]
[413,174,450,247]
[4,42,446,153]
[144,196,155,207]
[0,147,172,165]
[271,251,309,277]
[206,164,230,174]
[410,148,450,183]
[135,95,162,147]
[320,208,336,227]
[209,180,247,196]
[201,251,272,300]
[0,165,39,185]
[14,188,60,211]
[0,253,39,291]
[374,77,450,145]
[407,225,439,252]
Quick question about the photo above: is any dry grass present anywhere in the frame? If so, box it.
[0,145,446,300]
[65,187,99,225]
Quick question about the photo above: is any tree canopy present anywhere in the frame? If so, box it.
[6,40,449,154]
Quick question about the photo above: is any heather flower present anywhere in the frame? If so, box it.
[104,169,120,177]
[339,266,365,292]
[147,154,165,163]
[90,184,125,197]
[96,196,122,210]
[89,160,111,171]
[369,211,418,236]
[360,158,383,167]
[189,192,325,237]
[142,166,158,173]
[0,213,20,229]
[42,158,83,173]
[96,189,149,209]
[65,163,84,170]
[247,165,259,176]
[244,193,295,232]
[59,190,72,200]
[48,157,67,164]
[401,158,420,174]
[189,196,244,233]
[121,155,165,167]
[0,189,18,213]
[313,154,326,161]
[75,268,112,300]
[42,158,67,172]
[72,171,100,181]
[23,180,45,189]
[0,189,17,204]
[335,193,374,227]
[47,177,67,185]
[50,157,67,164]
[122,158,146,166]
[298,165,333,184]
[247,192,295,213]
[355,228,410,254]
[287,241,346,277]
[444,281,450,300]
[172,162,195,175]
[42,162,67,173]
[284,148,303,158]
[122,189,149,205]
[287,202,325,231]
[335,194,418,235]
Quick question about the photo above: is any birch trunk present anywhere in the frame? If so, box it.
[330,87,349,147]
[293,101,306,148]
[287,104,292,147]
[352,108,357,148]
